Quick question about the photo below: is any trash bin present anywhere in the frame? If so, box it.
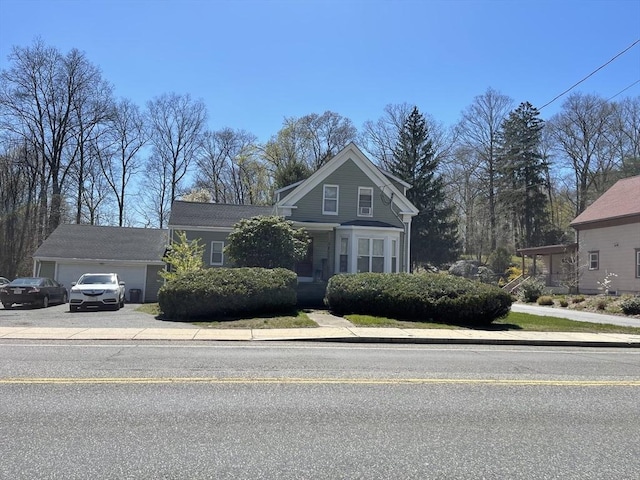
[129,288,141,303]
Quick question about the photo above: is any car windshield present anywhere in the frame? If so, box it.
[11,278,42,286]
[78,274,116,285]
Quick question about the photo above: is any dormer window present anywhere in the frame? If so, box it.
[323,185,339,215]
[358,187,373,217]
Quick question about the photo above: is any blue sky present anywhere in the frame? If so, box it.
[1,0,639,143]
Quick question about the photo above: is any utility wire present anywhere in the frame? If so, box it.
[539,39,640,110]
[605,79,640,102]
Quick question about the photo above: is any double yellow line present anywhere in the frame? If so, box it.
[1,377,639,386]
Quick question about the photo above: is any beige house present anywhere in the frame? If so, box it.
[515,175,640,295]
[569,175,640,295]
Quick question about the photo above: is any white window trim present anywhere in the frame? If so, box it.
[588,251,599,271]
[357,187,373,217]
[334,226,402,274]
[323,184,339,215]
[636,249,640,278]
[210,241,224,266]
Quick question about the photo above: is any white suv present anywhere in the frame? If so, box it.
[69,273,126,312]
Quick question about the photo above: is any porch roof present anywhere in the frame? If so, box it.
[517,243,577,256]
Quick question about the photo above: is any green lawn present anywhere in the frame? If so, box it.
[136,304,316,329]
[137,304,640,334]
[346,311,640,335]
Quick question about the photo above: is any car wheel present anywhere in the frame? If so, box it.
[2,303,11,309]
[61,292,68,304]
[42,296,49,308]
[120,296,125,308]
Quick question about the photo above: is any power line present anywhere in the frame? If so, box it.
[605,79,640,102]
[540,39,640,110]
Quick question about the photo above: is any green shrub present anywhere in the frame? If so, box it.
[537,295,554,306]
[325,272,512,327]
[596,299,607,310]
[621,296,640,315]
[158,267,297,320]
[572,296,585,304]
[559,299,569,307]
[519,278,547,303]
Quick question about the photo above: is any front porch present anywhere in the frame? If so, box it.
[514,243,578,293]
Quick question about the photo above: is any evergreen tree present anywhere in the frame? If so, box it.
[496,102,549,249]
[390,107,460,267]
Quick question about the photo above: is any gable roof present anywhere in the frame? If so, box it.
[277,143,419,216]
[33,224,168,262]
[570,175,640,227]
[168,201,275,229]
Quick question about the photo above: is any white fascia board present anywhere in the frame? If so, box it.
[34,257,165,265]
[291,221,341,231]
[169,225,233,233]
[335,225,405,233]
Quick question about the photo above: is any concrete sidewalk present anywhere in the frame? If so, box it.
[1,311,639,347]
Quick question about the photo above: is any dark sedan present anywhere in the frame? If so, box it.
[0,277,68,309]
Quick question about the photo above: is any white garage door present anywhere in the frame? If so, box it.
[57,264,147,301]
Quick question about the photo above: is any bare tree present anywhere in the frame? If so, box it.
[609,96,640,178]
[360,103,455,173]
[0,139,40,277]
[146,93,207,211]
[455,88,514,251]
[298,111,357,169]
[100,98,147,226]
[547,93,615,215]
[360,103,413,167]
[137,153,171,228]
[0,40,112,237]
[194,128,258,203]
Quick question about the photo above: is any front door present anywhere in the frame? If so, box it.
[295,238,313,277]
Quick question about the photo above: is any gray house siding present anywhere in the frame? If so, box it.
[289,158,403,227]
[38,261,56,279]
[145,265,164,302]
[179,229,233,267]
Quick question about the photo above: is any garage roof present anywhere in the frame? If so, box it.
[33,224,168,262]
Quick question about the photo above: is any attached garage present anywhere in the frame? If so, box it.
[33,224,168,303]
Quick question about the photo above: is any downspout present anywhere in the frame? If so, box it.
[575,230,580,294]
[405,220,411,273]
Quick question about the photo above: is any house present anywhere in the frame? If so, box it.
[32,224,168,302]
[516,175,640,295]
[168,143,419,281]
[569,175,640,295]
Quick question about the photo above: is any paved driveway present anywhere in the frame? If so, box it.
[0,303,195,329]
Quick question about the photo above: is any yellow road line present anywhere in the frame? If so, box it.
[1,377,639,386]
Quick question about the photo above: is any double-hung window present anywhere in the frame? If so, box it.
[210,241,224,266]
[357,238,384,273]
[636,249,640,278]
[323,185,338,215]
[339,238,349,273]
[358,187,373,217]
[588,251,599,270]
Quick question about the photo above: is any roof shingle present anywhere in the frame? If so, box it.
[33,224,168,262]
[570,176,640,227]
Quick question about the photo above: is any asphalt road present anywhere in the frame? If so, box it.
[1,341,639,479]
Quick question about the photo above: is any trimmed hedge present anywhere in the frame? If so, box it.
[325,272,512,327]
[158,267,297,320]
[621,296,640,315]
